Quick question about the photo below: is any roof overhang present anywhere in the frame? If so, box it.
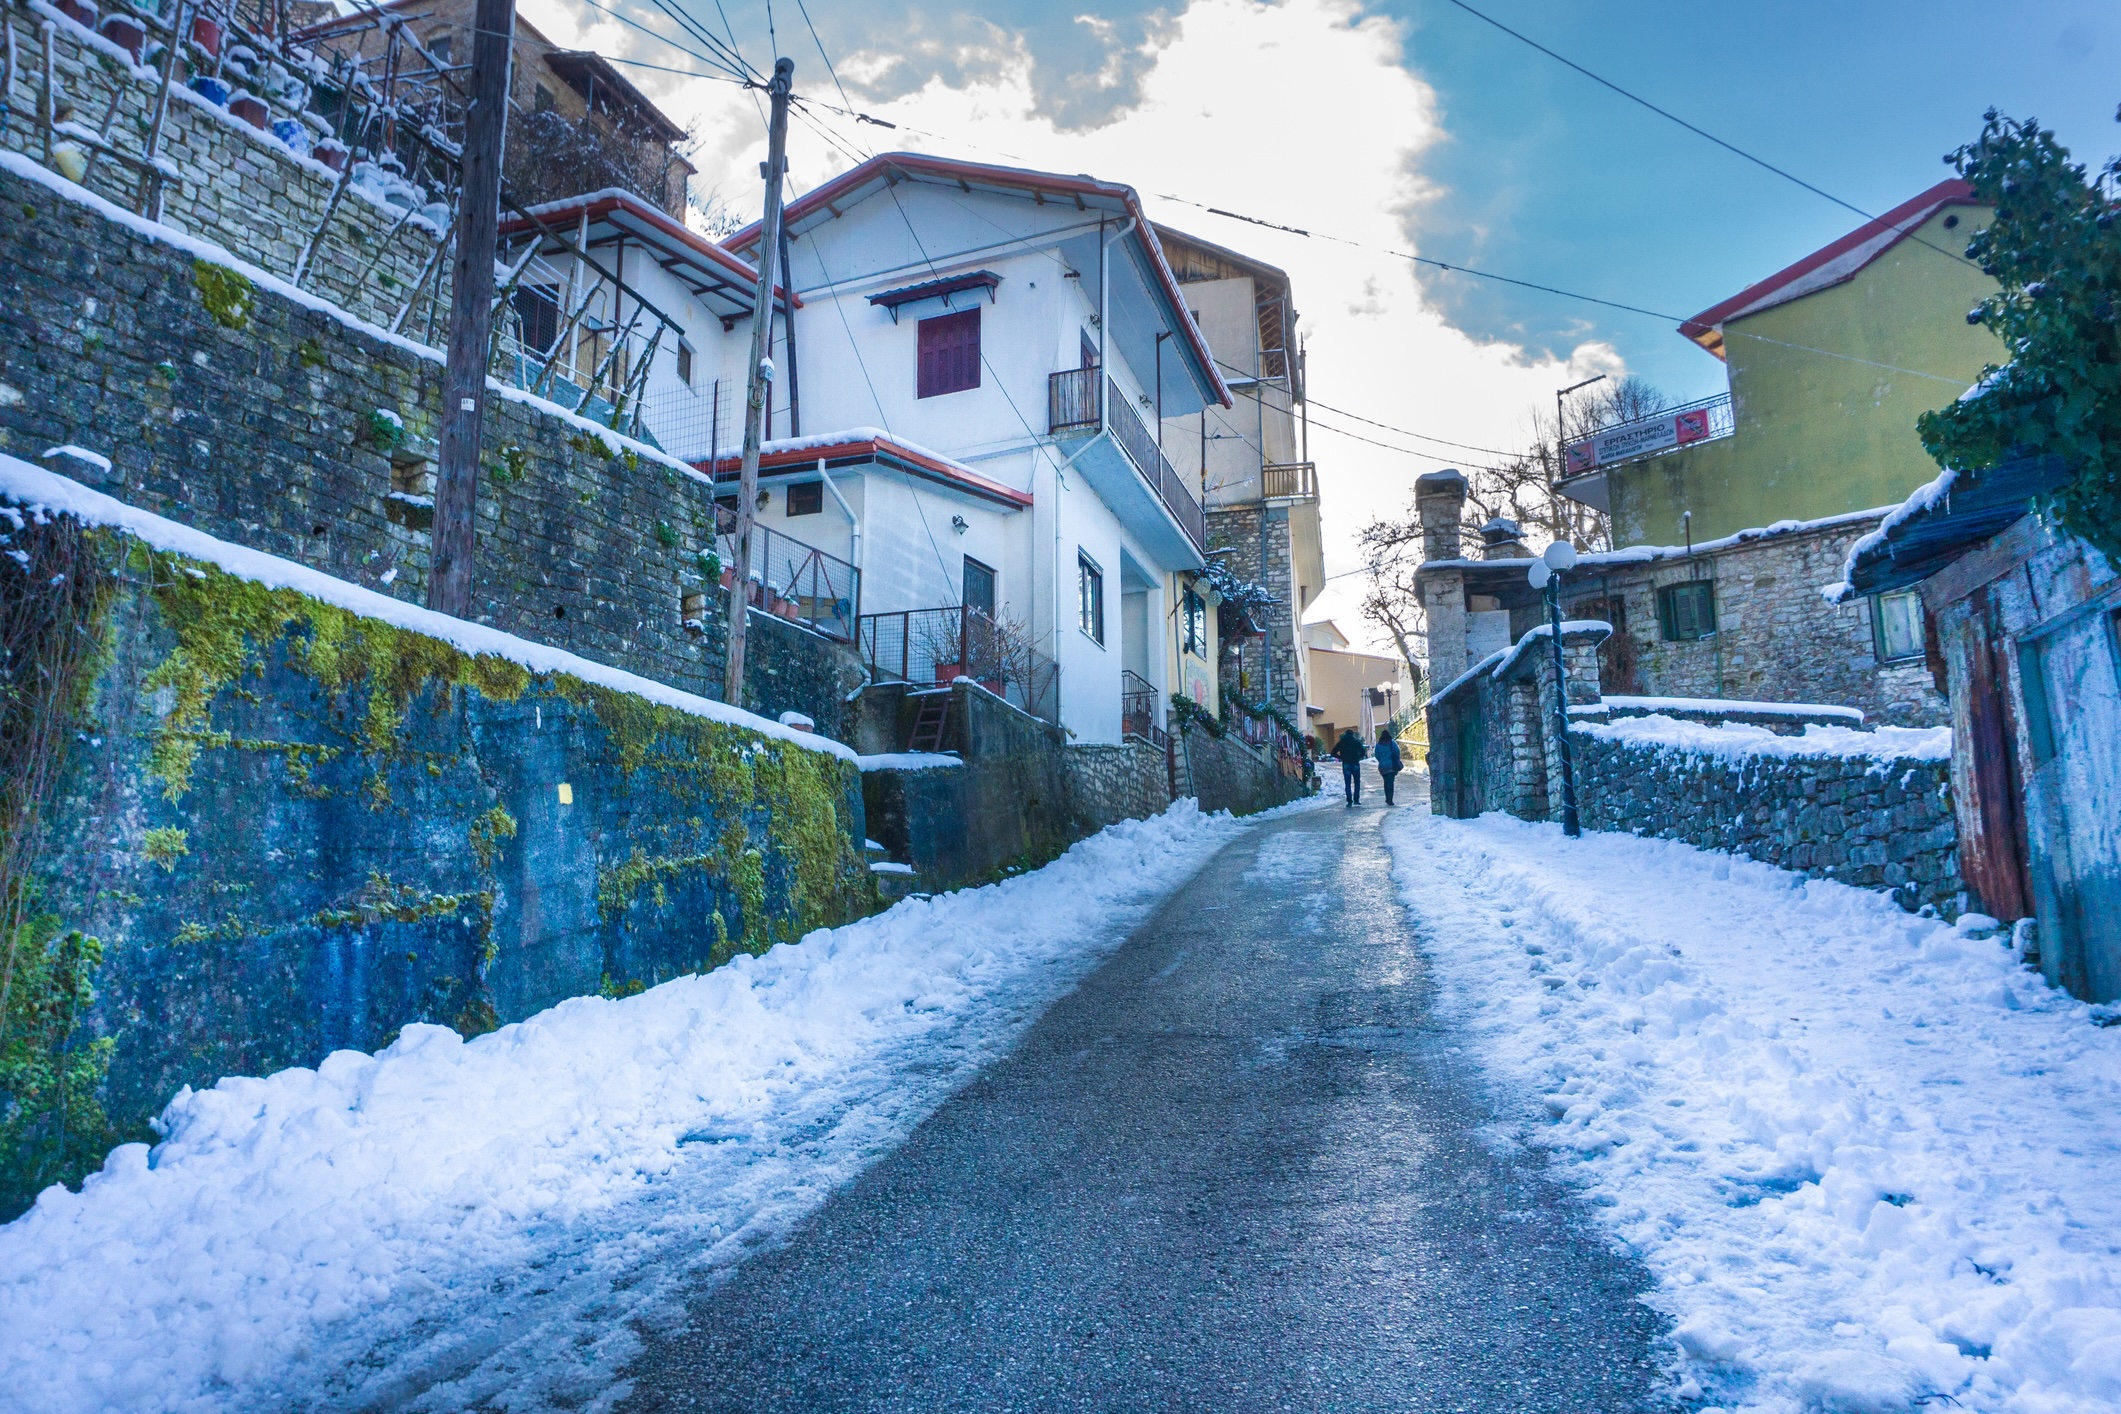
[1844,453,2072,597]
[499,190,790,323]
[1680,179,1983,360]
[732,153,1232,409]
[692,429,1033,510]
[866,269,1001,322]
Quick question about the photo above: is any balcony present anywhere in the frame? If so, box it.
[859,605,1061,724]
[1121,669,1168,750]
[1556,392,1734,513]
[717,517,861,642]
[1047,369,1207,561]
[1261,462,1317,502]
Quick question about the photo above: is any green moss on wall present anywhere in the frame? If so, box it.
[191,259,254,331]
[140,826,188,872]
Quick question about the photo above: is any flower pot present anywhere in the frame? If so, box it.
[56,0,97,30]
[51,142,89,183]
[97,13,144,60]
[228,94,269,130]
[271,118,310,156]
[188,12,222,58]
[187,75,230,106]
[312,138,348,173]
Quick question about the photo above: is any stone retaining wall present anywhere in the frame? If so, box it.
[1574,732,1960,909]
[1,509,872,1216]
[1181,723,1311,817]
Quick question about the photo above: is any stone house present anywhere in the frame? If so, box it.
[294,0,696,217]
[1844,456,2120,1000]
[1151,226,1326,725]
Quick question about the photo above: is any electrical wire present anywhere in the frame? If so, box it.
[1434,0,1979,272]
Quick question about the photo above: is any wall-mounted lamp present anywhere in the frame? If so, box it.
[756,490,771,510]
[950,515,969,535]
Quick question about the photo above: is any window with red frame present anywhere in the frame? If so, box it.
[917,308,981,398]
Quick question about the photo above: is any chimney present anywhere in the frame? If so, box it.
[1416,469,1467,563]
[1479,516,1532,560]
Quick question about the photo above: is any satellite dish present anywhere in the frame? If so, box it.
[1526,560,1552,589]
[1543,541,1579,571]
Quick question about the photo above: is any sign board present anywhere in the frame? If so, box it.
[1565,406,1715,474]
[1182,658,1213,706]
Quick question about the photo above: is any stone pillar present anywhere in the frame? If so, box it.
[1416,469,1467,562]
[1421,569,1469,694]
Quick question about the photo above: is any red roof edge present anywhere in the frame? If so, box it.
[691,434,1034,509]
[732,153,1233,409]
[1678,179,1981,353]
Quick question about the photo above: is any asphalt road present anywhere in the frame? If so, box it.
[620,771,1669,1412]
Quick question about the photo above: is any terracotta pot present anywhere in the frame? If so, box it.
[98,13,144,62]
[228,93,269,129]
[188,12,222,58]
[56,0,98,29]
[312,138,348,173]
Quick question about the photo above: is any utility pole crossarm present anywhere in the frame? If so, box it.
[724,57,795,707]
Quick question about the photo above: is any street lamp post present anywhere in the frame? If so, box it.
[1554,373,1605,546]
[1527,542,1581,838]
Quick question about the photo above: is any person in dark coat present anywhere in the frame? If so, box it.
[1374,728,1404,805]
[1332,727,1366,805]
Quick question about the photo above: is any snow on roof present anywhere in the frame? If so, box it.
[1824,468,1959,602]
[1679,180,1981,358]
[693,428,1034,509]
[0,454,857,762]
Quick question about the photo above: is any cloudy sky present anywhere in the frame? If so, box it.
[519,0,2118,648]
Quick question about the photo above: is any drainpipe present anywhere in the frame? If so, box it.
[817,457,859,576]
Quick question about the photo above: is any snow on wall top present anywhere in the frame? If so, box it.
[1577,712,1950,764]
[0,455,858,762]
[1603,694,1866,724]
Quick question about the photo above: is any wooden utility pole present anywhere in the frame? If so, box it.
[724,57,794,705]
[428,0,515,618]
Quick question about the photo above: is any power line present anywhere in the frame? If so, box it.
[1435,0,1978,271]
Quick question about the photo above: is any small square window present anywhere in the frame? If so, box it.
[1872,588,1925,662]
[963,556,996,618]
[785,481,823,516]
[1657,580,1716,641]
[533,83,556,113]
[1078,553,1104,645]
[427,33,453,64]
[676,341,694,386]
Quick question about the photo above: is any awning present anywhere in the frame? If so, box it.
[866,270,1001,323]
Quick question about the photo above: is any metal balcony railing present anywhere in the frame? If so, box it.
[1046,369,1208,553]
[1562,392,1735,477]
[1121,669,1168,749]
[718,521,860,642]
[859,605,1061,723]
[1261,462,1317,501]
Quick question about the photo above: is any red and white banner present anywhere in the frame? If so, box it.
[1565,406,1714,474]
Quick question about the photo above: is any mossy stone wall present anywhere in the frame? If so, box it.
[3,519,872,1215]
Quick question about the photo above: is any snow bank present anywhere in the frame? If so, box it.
[0,802,1249,1412]
[1578,712,1950,764]
[1386,810,2121,1413]
[0,454,852,762]
[855,751,963,771]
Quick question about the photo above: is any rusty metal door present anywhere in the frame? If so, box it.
[1952,587,2034,921]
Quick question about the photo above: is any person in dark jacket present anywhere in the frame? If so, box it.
[1374,728,1404,805]
[1332,727,1366,805]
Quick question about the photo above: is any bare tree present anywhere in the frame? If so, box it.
[1357,512,1428,687]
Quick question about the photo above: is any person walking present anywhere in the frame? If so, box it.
[1374,727,1404,806]
[1332,727,1366,806]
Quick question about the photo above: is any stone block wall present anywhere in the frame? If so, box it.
[1207,501,1302,712]
[1181,723,1311,817]
[0,159,867,731]
[0,510,872,1216]
[1560,517,1947,727]
[3,9,445,330]
[1573,734,1960,909]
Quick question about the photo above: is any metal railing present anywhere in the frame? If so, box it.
[859,605,1060,723]
[720,522,859,642]
[1121,669,1167,749]
[1564,392,1735,477]
[1103,375,1207,552]
[1261,462,1317,501]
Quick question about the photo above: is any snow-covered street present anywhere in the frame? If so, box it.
[1387,804,2121,1414]
[0,803,1276,1413]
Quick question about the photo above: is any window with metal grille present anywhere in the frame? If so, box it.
[917,308,981,398]
[1657,580,1717,641]
[1182,588,1207,657]
[963,556,996,618]
[785,480,823,516]
[512,284,560,354]
[1078,553,1104,645]
[1872,589,1925,662]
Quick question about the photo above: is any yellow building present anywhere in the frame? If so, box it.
[1564,181,2002,547]
[1301,621,1412,751]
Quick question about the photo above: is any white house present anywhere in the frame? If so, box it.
[723,153,1234,745]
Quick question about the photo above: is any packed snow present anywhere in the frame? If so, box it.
[1602,694,1866,724]
[1576,712,1951,764]
[0,801,1256,1412]
[1386,809,2121,1414]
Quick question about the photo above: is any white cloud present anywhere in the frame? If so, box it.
[521,0,1628,652]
